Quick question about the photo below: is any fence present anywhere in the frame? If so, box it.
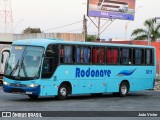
[0,33,85,42]
[0,33,13,42]
[13,33,85,42]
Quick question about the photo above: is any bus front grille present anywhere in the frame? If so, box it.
[10,83,27,87]
[10,88,25,94]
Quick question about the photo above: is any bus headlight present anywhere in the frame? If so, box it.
[28,84,39,88]
[3,81,10,86]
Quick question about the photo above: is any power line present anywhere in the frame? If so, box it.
[67,28,82,33]
[43,20,83,32]
[87,21,92,29]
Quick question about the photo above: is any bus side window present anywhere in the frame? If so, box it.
[60,46,64,63]
[92,48,98,64]
[145,49,152,65]
[76,47,81,63]
[107,48,119,64]
[107,48,112,64]
[99,48,104,64]
[78,47,84,63]
[92,47,104,64]
[84,47,90,63]
[42,45,59,78]
[64,46,73,63]
[80,47,84,63]
[133,49,143,65]
[42,58,53,74]
[112,48,119,64]
[76,47,90,64]
[120,48,131,65]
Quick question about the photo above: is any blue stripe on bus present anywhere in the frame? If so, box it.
[116,68,137,76]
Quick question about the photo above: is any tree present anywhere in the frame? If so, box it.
[131,19,160,41]
[86,35,96,42]
[23,27,42,34]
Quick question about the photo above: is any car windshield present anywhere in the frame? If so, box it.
[4,46,44,80]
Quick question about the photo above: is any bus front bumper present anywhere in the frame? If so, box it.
[3,84,40,95]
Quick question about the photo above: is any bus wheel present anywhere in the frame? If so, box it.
[28,94,39,99]
[119,82,129,97]
[57,84,68,100]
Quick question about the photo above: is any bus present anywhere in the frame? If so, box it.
[97,0,128,13]
[3,38,156,100]
[0,41,12,84]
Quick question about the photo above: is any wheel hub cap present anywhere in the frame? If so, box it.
[60,88,67,96]
[121,85,127,95]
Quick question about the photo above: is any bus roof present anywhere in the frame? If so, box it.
[12,38,155,49]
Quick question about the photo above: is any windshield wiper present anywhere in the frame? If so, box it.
[19,57,28,77]
[9,60,20,76]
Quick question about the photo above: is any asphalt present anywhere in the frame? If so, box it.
[0,86,160,120]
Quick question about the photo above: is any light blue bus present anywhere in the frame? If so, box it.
[3,38,156,100]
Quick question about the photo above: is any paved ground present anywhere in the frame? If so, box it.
[0,86,160,120]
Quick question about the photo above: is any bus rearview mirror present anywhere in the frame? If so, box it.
[1,50,10,63]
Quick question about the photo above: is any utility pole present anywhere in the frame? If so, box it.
[97,17,101,39]
[0,0,13,33]
[83,15,87,42]
[0,0,13,42]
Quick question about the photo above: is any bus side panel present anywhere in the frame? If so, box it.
[143,66,156,90]
[129,66,156,91]
[52,65,109,94]
[94,79,106,93]
[40,79,58,96]
[53,65,120,94]
[106,79,120,92]
[46,65,156,96]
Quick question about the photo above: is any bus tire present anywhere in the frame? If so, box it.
[119,82,129,97]
[28,94,39,99]
[57,84,68,100]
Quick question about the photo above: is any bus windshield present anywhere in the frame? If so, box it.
[4,46,44,80]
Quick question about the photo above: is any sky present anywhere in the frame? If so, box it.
[0,0,160,40]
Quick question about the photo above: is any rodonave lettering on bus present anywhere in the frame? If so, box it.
[75,68,111,78]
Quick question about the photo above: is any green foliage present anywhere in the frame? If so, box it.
[23,27,42,34]
[131,19,160,41]
[86,35,96,42]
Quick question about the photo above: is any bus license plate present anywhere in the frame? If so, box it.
[26,92,32,94]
